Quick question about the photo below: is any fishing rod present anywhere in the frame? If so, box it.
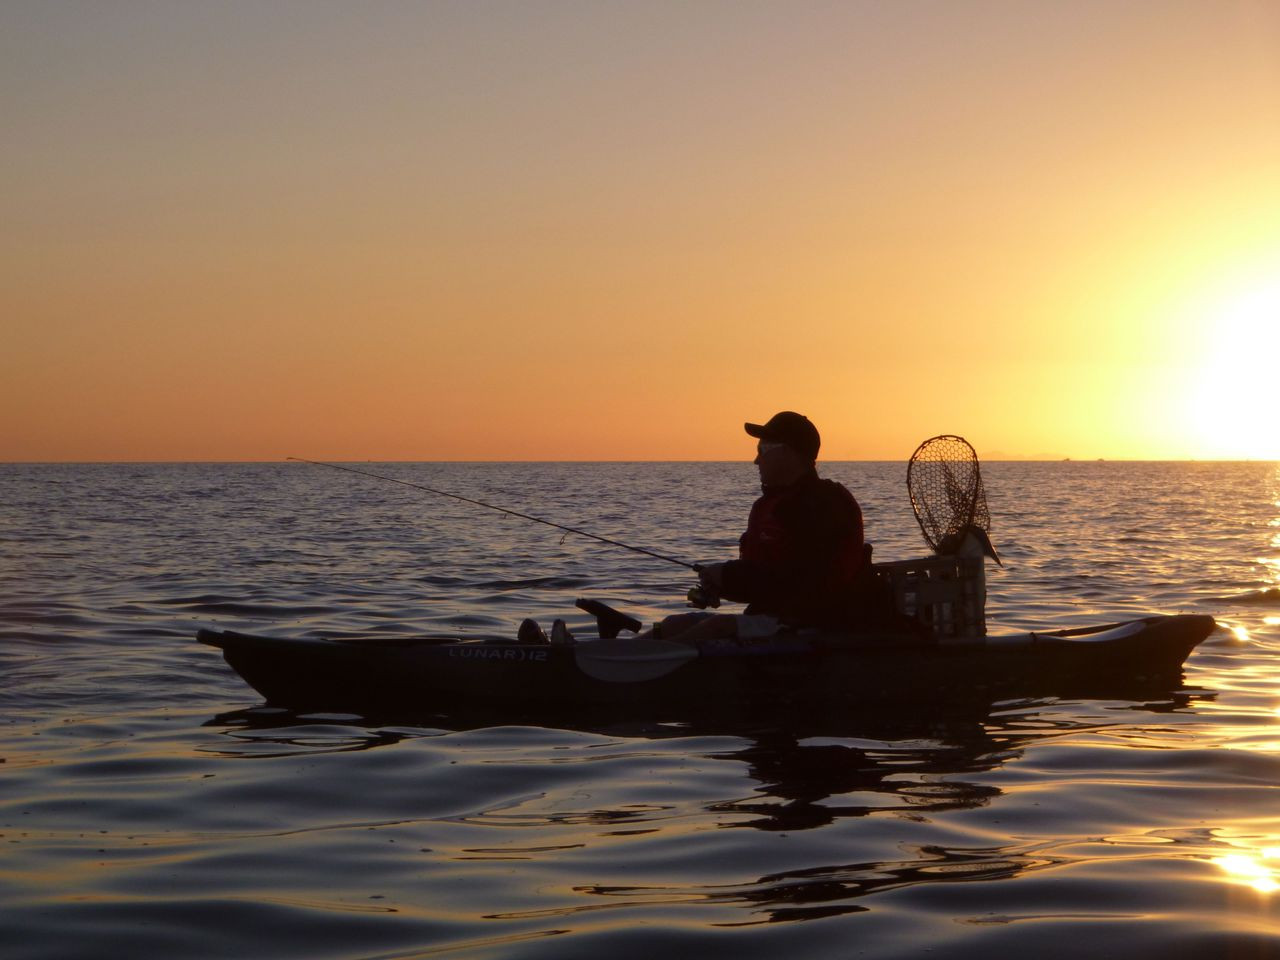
[287,457,701,572]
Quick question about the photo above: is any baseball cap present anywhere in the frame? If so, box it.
[744,411,820,462]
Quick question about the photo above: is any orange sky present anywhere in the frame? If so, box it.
[3,1,1278,462]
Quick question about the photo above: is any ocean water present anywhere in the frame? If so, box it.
[2,460,1279,959]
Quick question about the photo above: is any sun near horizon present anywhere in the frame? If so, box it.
[3,2,1278,464]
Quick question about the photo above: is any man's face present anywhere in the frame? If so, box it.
[754,440,806,486]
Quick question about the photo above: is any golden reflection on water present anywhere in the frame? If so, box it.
[1214,848,1280,894]
[1217,470,1280,900]
[1272,467,1280,559]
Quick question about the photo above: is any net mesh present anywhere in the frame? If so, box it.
[906,435,990,553]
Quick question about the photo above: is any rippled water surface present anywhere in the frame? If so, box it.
[3,461,1279,959]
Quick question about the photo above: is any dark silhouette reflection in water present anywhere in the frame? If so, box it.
[664,716,1055,925]
[576,842,1070,927]
[204,684,1200,930]
[562,696,1201,928]
[704,723,1005,833]
[201,711,413,758]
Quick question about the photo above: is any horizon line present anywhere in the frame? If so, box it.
[3,457,1276,466]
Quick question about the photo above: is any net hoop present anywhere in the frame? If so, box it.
[906,434,991,553]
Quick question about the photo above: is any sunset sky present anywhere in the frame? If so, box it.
[3,1,1278,462]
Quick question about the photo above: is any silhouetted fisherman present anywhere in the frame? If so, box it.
[655,411,868,645]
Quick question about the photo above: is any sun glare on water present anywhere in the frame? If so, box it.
[1214,847,1280,894]
[1183,276,1280,460]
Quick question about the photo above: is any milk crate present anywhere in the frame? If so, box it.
[871,554,987,638]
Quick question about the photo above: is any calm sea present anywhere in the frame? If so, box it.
[3,461,1279,959]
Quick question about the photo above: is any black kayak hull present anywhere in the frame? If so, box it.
[198,614,1217,718]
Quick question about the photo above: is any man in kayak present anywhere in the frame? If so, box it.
[656,411,867,644]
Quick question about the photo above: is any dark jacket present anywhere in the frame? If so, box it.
[719,469,865,627]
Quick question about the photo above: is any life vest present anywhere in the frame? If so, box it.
[739,476,864,594]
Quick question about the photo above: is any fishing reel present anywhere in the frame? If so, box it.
[686,583,721,609]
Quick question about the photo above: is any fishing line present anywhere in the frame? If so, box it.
[287,457,700,571]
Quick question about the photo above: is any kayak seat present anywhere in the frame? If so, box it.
[575,598,644,639]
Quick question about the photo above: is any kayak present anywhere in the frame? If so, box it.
[198,612,1217,718]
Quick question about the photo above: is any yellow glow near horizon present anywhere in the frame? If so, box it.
[1181,274,1280,461]
[2,3,1279,461]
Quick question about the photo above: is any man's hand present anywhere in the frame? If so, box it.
[698,563,726,593]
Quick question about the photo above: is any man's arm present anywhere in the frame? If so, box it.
[706,487,858,608]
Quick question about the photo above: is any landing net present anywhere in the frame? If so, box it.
[906,435,991,553]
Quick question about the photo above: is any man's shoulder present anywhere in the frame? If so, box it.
[815,476,851,494]
[776,476,858,520]
[814,477,859,508]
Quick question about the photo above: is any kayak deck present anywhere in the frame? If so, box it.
[198,613,1217,717]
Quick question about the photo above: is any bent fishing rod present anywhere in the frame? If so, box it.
[287,457,701,572]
